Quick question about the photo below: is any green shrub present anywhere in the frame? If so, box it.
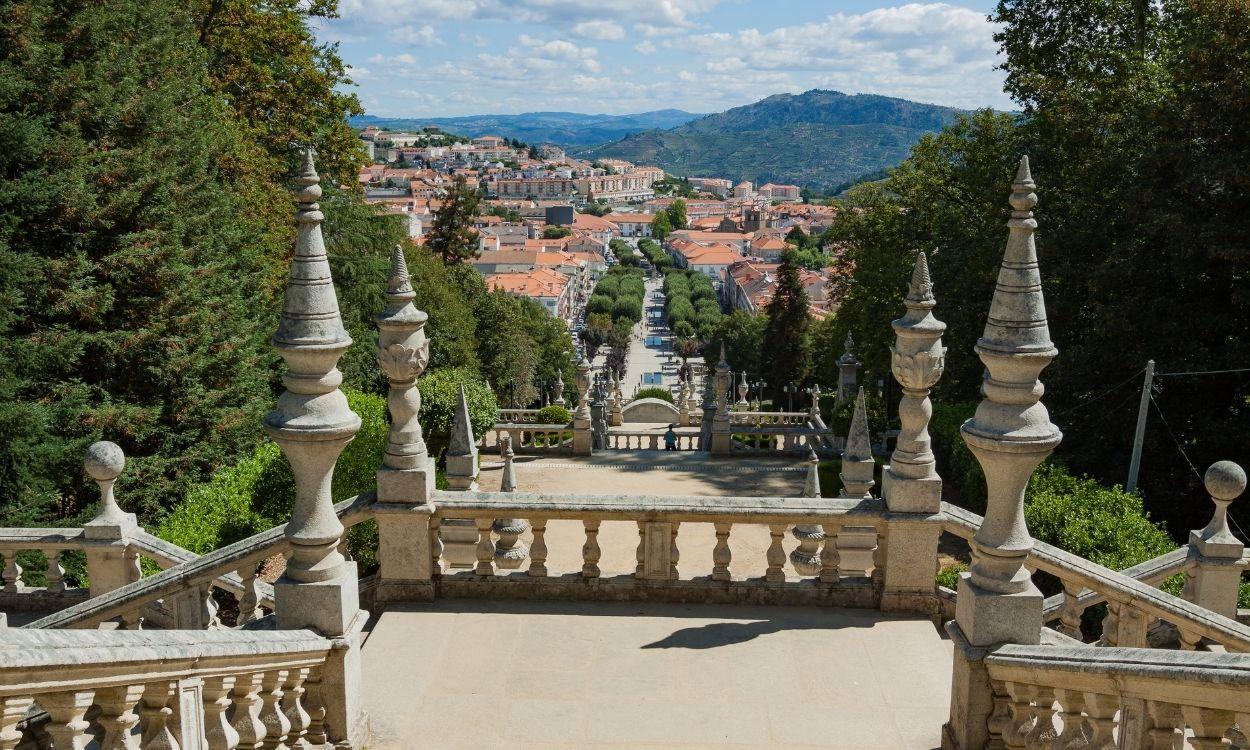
[418,368,499,459]
[631,387,674,404]
[536,405,573,424]
[937,563,968,590]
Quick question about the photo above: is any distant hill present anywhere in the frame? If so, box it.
[572,90,965,191]
[349,110,703,147]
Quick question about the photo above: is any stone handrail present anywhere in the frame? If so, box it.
[1038,545,1193,621]
[24,494,375,631]
[729,425,841,457]
[129,531,277,608]
[729,411,809,426]
[424,488,902,607]
[942,502,1250,652]
[0,627,333,748]
[978,636,1250,748]
[496,408,543,424]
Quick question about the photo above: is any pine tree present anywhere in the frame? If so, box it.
[762,250,813,404]
[650,211,672,241]
[426,177,483,265]
[0,0,273,523]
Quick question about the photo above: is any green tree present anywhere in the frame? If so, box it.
[426,176,482,265]
[474,290,538,408]
[0,0,274,524]
[542,225,572,239]
[761,250,813,402]
[704,311,767,380]
[650,211,672,241]
[666,199,688,230]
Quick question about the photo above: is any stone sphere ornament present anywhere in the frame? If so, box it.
[1204,460,1247,502]
[84,441,125,482]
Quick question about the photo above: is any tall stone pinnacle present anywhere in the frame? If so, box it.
[449,384,475,456]
[839,387,875,499]
[960,154,1062,597]
[265,148,361,586]
[907,250,935,304]
[376,244,430,470]
[802,448,821,498]
[500,436,517,493]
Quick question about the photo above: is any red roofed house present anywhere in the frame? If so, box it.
[485,268,576,324]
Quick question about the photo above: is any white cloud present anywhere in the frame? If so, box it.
[634,40,658,55]
[337,0,723,27]
[387,24,443,46]
[573,20,625,40]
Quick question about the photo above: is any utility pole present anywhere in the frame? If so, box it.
[1126,360,1155,493]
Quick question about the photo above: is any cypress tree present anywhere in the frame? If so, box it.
[0,0,273,523]
[762,250,813,405]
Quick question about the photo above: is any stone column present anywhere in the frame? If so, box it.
[881,252,947,612]
[82,442,141,597]
[1184,461,1246,618]
[610,372,623,426]
[572,356,593,455]
[373,245,438,604]
[264,150,366,748]
[709,344,733,456]
[736,371,749,406]
[835,334,860,405]
[944,157,1061,750]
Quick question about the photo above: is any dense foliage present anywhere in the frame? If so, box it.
[761,251,813,404]
[662,271,723,342]
[824,0,1250,541]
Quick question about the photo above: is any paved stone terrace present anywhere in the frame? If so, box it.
[362,600,952,750]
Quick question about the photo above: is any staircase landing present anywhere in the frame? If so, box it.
[361,600,952,750]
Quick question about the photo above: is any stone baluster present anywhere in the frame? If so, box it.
[1,554,20,593]
[709,344,733,455]
[0,696,33,750]
[1185,461,1246,618]
[83,441,141,597]
[493,437,529,569]
[528,518,548,577]
[819,523,840,583]
[573,356,593,455]
[669,523,680,579]
[237,564,263,626]
[790,449,825,576]
[1051,688,1087,748]
[765,524,787,583]
[634,523,646,578]
[263,149,365,750]
[1144,700,1182,750]
[42,550,65,594]
[96,685,145,749]
[712,523,732,581]
[42,690,95,750]
[945,157,1062,750]
[282,667,312,750]
[881,251,947,612]
[985,680,1012,747]
[374,243,438,604]
[582,520,601,578]
[233,671,268,749]
[303,671,327,748]
[835,333,860,404]
[1083,693,1119,750]
[429,516,444,575]
[119,608,145,631]
[202,676,240,750]
[172,582,221,630]
[1023,685,1057,748]
[1057,580,1084,639]
[139,681,181,750]
[1000,682,1032,750]
[258,670,290,750]
[1183,707,1237,750]
[736,371,748,406]
[474,518,495,576]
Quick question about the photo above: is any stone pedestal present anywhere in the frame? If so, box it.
[942,622,994,750]
[880,516,941,613]
[374,461,437,603]
[275,563,362,637]
[881,470,941,514]
[321,610,369,749]
[572,417,593,456]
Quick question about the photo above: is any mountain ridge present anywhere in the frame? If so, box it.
[573,89,965,191]
[349,109,704,147]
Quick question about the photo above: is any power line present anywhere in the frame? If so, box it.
[1051,366,1145,419]
[1156,367,1250,377]
[1148,393,1203,484]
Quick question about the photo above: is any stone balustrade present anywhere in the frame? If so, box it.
[605,429,701,450]
[481,424,574,455]
[728,411,810,427]
[729,426,842,457]
[410,488,901,608]
[976,639,1250,749]
[496,408,543,424]
[22,494,374,631]
[942,502,1250,653]
[0,627,333,749]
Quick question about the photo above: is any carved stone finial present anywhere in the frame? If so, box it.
[574,356,592,420]
[499,436,518,493]
[836,332,860,403]
[803,447,821,498]
[553,371,566,406]
[377,244,430,471]
[960,154,1061,599]
[265,148,361,584]
[83,441,137,538]
[839,388,875,499]
[1193,461,1246,556]
[884,251,947,513]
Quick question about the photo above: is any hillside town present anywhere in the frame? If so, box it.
[356,125,835,336]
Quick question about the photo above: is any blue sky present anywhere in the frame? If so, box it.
[317,1,1007,117]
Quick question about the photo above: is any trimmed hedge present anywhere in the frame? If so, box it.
[537,405,573,424]
[632,386,675,404]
